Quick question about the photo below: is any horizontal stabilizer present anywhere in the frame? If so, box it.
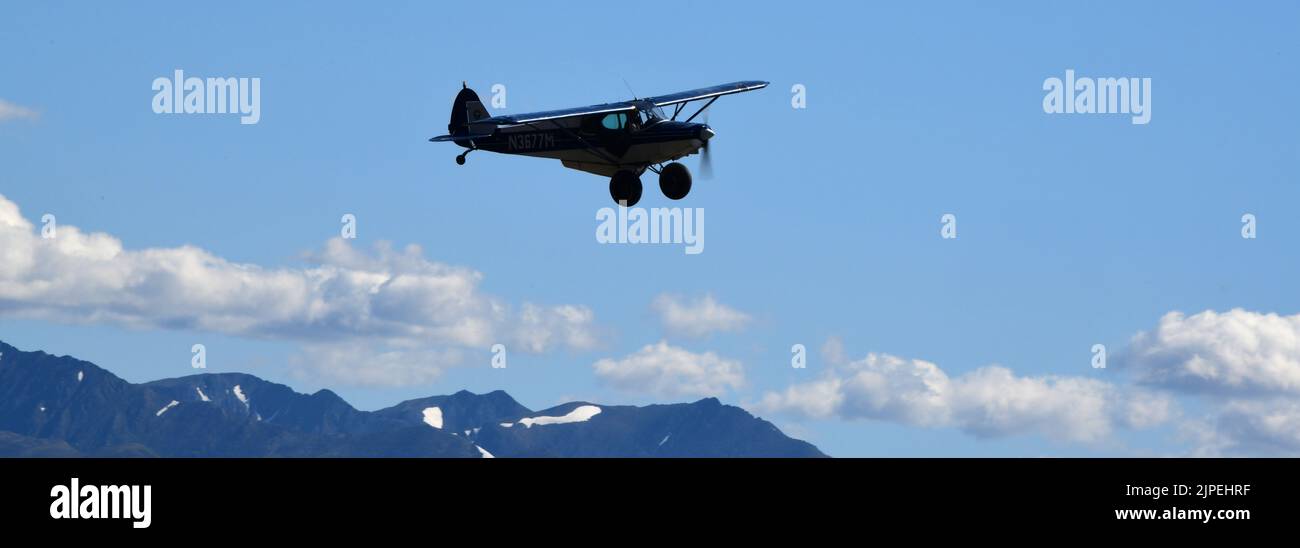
[429,133,494,142]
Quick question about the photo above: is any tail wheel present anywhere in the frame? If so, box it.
[659,162,692,200]
[609,170,643,207]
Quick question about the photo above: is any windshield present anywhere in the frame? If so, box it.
[633,101,666,125]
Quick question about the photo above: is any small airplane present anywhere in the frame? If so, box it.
[430,81,768,206]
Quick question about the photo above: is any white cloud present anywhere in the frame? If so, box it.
[1121,309,1300,395]
[513,303,598,353]
[763,309,1300,452]
[0,193,596,386]
[950,366,1172,442]
[593,341,744,398]
[762,353,952,427]
[650,293,751,338]
[1180,400,1300,457]
[1114,309,1300,455]
[759,353,1173,444]
[0,99,39,122]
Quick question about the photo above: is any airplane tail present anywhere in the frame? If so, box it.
[448,83,490,134]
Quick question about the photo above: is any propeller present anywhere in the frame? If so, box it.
[700,113,713,179]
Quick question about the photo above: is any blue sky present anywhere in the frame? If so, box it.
[2,1,1298,457]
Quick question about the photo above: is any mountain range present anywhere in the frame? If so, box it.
[0,340,826,457]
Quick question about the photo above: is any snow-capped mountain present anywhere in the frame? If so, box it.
[0,340,826,457]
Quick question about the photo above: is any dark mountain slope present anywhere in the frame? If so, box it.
[0,340,826,457]
[472,398,827,457]
[0,341,478,457]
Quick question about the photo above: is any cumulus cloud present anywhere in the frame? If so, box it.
[1120,309,1300,395]
[759,353,1173,444]
[0,99,39,122]
[650,293,751,338]
[593,341,744,398]
[761,309,1299,452]
[513,303,598,353]
[1179,400,1300,457]
[1114,309,1300,455]
[0,193,596,386]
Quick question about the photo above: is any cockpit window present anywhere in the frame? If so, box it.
[636,108,662,126]
[601,113,627,130]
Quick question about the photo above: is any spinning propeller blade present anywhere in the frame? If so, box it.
[700,113,714,180]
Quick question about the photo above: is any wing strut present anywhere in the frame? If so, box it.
[680,96,718,124]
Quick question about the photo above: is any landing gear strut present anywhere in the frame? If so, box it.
[609,170,643,207]
[658,162,692,200]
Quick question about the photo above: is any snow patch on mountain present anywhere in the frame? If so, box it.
[517,405,602,428]
[476,445,495,458]
[196,387,210,402]
[233,385,249,407]
[422,406,443,429]
[156,400,180,416]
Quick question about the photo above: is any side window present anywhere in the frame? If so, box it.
[601,113,626,130]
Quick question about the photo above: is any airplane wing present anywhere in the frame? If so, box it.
[471,102,637,125]
[453,81,767,127]
[644,81,769,107]
[452,81,764,129]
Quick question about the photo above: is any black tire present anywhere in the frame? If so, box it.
[609,171,643,207]
[659,162,692,200]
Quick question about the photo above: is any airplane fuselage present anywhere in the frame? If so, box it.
[458,119,712,177]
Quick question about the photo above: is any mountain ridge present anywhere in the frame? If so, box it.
[0,340,826,458]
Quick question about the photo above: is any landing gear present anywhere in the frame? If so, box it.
[658,162,692,200]
[609,170,643,207]
[456,146,476,165]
